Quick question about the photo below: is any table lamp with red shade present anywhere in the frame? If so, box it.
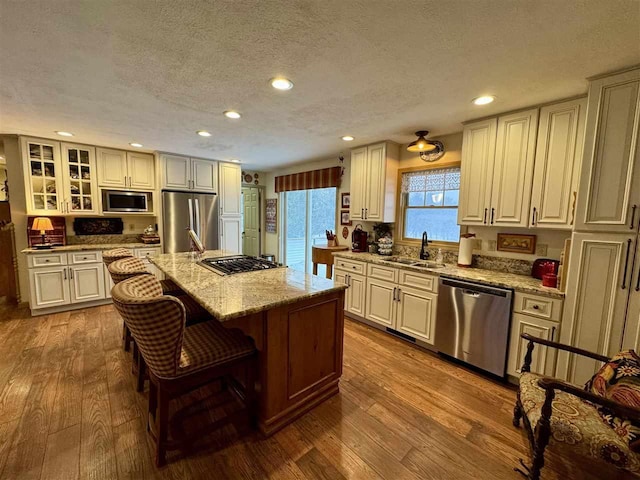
[32,217,54,249]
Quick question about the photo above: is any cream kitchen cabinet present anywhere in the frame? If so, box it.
[97,148,155,190]
[160,154,217,193]
[507,313,559,378]
[61,143,99,215]
[459,110,538,228]
[219,162,242,216]
[335,269,366,317]
[364,278,397,328]
[558,232,634,385]
[29,266,71,309]
[350,142,399,222]
[396,285,437,344]
[22,137,65,215]
[220,215,243,254]
[574,68,640,233]
[457,119,497,225]
[530,98,587,229]
[69,263,106,303]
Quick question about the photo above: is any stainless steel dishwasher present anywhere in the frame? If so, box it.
[435,277,513,377]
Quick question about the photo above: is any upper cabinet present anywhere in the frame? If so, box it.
[22,137,64,215]
[97,148,155,190]
[459,110,538,227]
[530,98,587,229]
[350,141,399,222]
[219,162,242,216]
[61,143,98,214]
[159,153,217,193]
[574,68,640,233]
[459,99,588,230]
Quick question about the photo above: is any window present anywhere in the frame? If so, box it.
[401,166,461,243]
[282,187,337,274]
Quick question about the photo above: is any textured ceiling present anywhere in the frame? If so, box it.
[1,1,639,170]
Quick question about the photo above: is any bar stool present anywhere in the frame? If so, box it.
[111,274,257,467]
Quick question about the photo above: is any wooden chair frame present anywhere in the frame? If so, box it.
[512,333,640,480]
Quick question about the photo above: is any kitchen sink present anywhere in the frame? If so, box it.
[380,257,445,268]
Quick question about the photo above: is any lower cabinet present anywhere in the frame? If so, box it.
[335,270,365,317]
[396,286,437,344]
[69,263,106,303]
[29,266,71,308]
[365,278,396,328]
[507,312,559,377]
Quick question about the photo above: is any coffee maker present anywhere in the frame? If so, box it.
[351,224,368,252]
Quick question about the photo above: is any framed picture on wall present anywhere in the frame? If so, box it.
[266,199,277,234]
[341,192,350,209]
[497,233,536,254]
[340,210,352,226]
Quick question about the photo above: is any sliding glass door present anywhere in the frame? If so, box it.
[282,187,337,275]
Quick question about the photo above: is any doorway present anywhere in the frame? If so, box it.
[282,187,337,274]
[242,186,261,257]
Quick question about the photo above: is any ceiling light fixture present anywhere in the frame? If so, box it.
[197,130,212,137]
[224,110,241,119]
[472,95,495,106]
[129,142,143,148]
[55,131,74,137]
[341,136,355,141]
[407,130,445,163]
[270,77,294,90]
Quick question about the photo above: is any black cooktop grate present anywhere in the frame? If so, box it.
[199,255,281,275]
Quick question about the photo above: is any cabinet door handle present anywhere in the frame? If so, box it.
[361,208,364,218]
[622,239,632,290]
[365,208,368,219]
[483,208,487,224]
[635,262,640,292]
[531,207,537,226]
[570,191,577,226]
[490,208,495,225]
[70,268,74,280]
[63,268,67,280]
[392,287,397,301]
[551,326,556,341]
[631,205,637,230]
[347,275,351,287]
[396,288,401,302]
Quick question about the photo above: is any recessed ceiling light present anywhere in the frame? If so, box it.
[197,130,212,137]
[224,110,241,119]
[270,77,294,90]
[55,131,74,137]
[472,95,495,106]
[231,159,241,163]
[129,142,143,148]
[341,135,355,141]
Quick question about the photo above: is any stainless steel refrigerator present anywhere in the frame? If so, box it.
[162,191,219,253]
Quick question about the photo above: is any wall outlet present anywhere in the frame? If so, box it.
[536,243,548,256]
[487,240,496,252]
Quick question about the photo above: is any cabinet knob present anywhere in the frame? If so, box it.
[45,259,50,262]
[532,304,539,310]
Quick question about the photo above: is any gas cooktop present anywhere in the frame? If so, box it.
[198,255,281,275]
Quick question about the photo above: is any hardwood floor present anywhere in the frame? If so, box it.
[0,302,626,479]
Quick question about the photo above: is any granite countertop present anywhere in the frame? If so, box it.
[22,243,162,254]
[333,251,564,299]
[151,250,347,321]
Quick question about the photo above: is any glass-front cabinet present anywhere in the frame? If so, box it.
[22,137,63,214]
[61,143,97,214]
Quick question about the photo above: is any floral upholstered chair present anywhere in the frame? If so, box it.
[111,274,257,467]
[513,333,640,479]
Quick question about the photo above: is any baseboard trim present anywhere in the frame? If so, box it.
[30,298,112,316]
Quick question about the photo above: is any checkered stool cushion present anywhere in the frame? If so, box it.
[108,257,150,284]
[179,320,255,375]
[103,248,135,267]
[111,275,254,379]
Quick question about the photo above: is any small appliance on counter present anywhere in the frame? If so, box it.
[531,258,560,279]
[351,225,368,252]
[141,225,161,244]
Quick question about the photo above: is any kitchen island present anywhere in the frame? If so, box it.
[151,250,347,435]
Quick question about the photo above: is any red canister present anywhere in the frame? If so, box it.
[542,273,558,288]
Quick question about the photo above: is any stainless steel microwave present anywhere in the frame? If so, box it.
[102,190,150,212]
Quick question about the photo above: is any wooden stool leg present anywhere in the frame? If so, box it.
[123,324,131,351]
[132,341,139,374]
[326,264,333,279]
[148,379,157,432]
[312,263,318,276]
[136,354,146,392]
[155,386,170,467]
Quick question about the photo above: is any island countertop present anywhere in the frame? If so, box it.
[151,250,347,321]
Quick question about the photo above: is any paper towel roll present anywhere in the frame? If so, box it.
[458,235,474,267]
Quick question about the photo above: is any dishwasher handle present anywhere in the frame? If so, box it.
[440,276,512,298]
[462,289,481,298]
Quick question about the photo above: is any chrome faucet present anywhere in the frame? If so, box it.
[420,231,430,260]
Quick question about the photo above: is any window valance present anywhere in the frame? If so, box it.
[275,166,342,193]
